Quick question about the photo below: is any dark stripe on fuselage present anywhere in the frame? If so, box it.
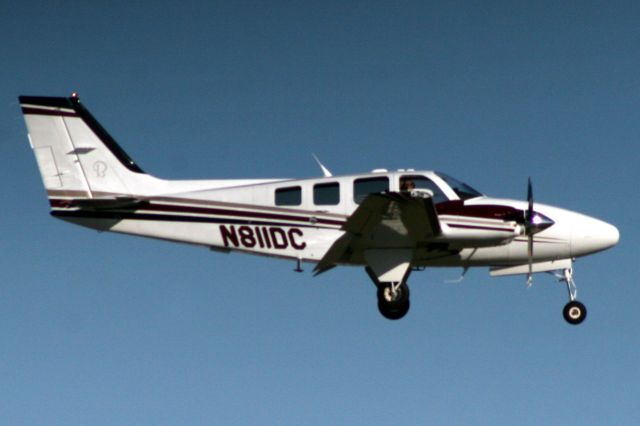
[51,203,519,234]
[48,198,345,227]
[447,223,515,233]
[146,202,345,227]
[51,206,336,229]
[437,200,521,221]
[49,198,527,232]
[50,209,331,229]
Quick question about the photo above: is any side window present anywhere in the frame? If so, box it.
[314,182,340,205]
[275,186,301,206]
[399,175,447,204]
[354,177,389,204]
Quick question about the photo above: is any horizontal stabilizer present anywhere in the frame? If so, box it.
[70,197,145,210]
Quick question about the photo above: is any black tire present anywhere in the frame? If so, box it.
[378,299,410,320]
[377,282,410,320]
[563,301,587,325]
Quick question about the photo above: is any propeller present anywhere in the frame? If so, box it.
[525,178,535,286]
[522,178,555,286]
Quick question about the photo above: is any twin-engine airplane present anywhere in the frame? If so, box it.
[19,94,619,324]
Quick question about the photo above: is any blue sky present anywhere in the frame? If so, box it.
[1,1,638,424]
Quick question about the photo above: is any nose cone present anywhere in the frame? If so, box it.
[571,216,620,257]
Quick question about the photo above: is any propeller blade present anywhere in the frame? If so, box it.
[526,178,534,286]
[526,177,533,224]
[521,178,554,285]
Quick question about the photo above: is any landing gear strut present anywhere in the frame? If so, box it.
[366,266,411,320]
[558,267,587,325]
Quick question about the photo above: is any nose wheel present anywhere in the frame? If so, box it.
[563,300,587,325]
[558,267,587,325]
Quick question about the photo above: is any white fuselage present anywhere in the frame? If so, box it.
[53,170,619,269]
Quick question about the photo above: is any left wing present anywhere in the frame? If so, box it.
[314,192,441,275]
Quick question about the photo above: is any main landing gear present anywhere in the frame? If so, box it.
[558,267,587,325]
[377,281,410,320]
[366,267,411,320]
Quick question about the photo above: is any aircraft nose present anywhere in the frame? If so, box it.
[571,216,620,257]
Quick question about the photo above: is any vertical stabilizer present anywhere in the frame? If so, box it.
[19,94,147,199]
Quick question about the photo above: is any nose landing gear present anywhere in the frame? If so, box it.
[563,300,587,325]
[557,267,587,325]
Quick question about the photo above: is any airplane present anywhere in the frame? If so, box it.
[18,93,619,324]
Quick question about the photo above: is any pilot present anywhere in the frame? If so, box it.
[400,177,416,192]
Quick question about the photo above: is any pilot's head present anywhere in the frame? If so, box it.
[401,178,415,191]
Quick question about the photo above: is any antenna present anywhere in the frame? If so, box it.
[312,153,332,177]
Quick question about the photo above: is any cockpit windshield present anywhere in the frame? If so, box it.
[436,172,483,200]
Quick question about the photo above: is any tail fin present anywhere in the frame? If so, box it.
[19,94,148,199]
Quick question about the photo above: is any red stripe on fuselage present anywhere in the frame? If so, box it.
[437,200,521,220]
[48,198,345,228]
[447,223,515,233]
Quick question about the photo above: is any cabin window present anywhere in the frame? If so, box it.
[399,175,448,204]
[275,186,302,206]
[354,177,389,204]
[314,182,340,205]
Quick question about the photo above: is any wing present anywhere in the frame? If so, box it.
[314,192,442,275]
[386,192,442,242]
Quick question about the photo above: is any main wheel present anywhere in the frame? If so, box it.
[563,300,587,325]
[377,282,410,320]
